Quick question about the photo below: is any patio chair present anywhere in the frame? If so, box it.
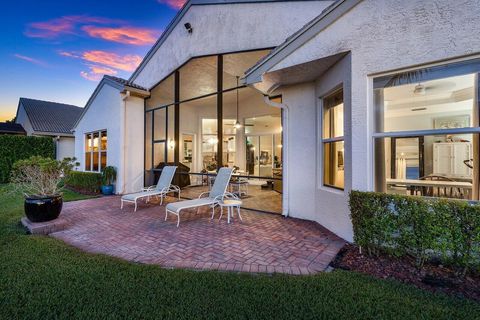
[165,167,233,227]
[121,166,180,212]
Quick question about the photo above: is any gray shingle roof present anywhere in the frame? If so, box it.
[19,98,83,135]
[0,122,26,134]
[104,75,148,91]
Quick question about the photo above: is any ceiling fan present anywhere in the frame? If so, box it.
[413,81,456,95]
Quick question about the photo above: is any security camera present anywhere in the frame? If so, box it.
[184,23,193,34]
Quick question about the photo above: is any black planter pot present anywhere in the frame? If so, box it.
[24,195,63,223]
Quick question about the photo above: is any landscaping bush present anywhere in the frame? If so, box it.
[0,135,55,183]
[64,171,102,194]
[350,191,480,274]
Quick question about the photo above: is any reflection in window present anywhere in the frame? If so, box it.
[374,60,479,200]
[322,88,344,189]
[85,130,107,172]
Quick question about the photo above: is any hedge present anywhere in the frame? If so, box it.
[64,171,102,194]
[0,135,55,183]
[350,191,480,274]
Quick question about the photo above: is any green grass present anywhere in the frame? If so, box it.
[0,185,478,319]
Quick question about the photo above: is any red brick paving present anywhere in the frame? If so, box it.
[52,196,345,275]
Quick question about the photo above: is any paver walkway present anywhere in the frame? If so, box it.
[52,196,345,275]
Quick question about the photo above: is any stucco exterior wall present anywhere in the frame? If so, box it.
[74,84,123,192]
[265,0,480,241]
[123,96,145,194]
[132,1,334,89]
[56,137,75,160]
[15,104,34,135]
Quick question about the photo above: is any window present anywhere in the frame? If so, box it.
[85,130,107,172]
[322,88,344,189]
[374,59,480,200]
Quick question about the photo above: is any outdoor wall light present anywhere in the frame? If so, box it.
[168,139,176,149]
[184,23,193,34]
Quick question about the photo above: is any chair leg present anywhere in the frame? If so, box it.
[237,206,242,222]
[160,195,163,205]
[177,214,180,228]
[164,209,168,221]
[121,200,123,210]
[134,201,137,212]
[217,206,223,221]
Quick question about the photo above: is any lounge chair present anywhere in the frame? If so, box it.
[121,166,180,212]
[165,167,233,227]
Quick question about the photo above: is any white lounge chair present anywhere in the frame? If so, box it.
[165,167,233,227]
[121,166,180,212]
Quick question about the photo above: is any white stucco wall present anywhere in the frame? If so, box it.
[123,96,145,194]
[15,104,34,135]
[132,1,334,89]
[74,83,123,192]
[56,137,75,160]
[262,0,480,241]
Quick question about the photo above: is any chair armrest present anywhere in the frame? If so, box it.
[198,192,210,199]
[143,185,156,191]
[213,192,239,202]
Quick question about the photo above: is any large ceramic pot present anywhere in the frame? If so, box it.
[101,185,114,195]
[24,195,63,223]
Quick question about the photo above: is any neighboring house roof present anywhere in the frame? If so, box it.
[73,75,150,130]
[244,0,362,84]
[0,122,26,135]
[17,98,83,136]
[129,0,331,83]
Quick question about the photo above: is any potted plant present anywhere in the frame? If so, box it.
[101,166,117,195]
[10,156,75,223]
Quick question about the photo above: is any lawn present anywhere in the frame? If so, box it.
[0,185,478,319]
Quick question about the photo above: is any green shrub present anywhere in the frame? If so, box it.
[0,135,55,183]
[350,191,480,274]
[64,171,102,194]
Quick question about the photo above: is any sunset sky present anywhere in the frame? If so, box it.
[0,0,186,121]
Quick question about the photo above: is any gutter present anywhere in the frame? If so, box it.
[263,96,289,218]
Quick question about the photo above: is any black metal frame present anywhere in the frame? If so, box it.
[143,48,285,212]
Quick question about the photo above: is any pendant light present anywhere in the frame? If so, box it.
[234,76,242,129]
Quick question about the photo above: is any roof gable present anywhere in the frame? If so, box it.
[18,98,83,135]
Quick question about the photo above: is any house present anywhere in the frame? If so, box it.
[15,97,83,160]
[74,0,480,242]
[0,122,26,135]
[73,75,149,194]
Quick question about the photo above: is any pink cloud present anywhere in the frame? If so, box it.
[58,51,81,58]
[82,26,159,45]
[13,54,47,66]
[81,50,142,72]
[80,65,117,82]
[157,0,186,10]
[25,15,122,39]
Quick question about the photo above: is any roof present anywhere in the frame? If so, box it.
[244,0,362,84]
[18,98,83,136]
[104,75,148,91]
[0,122,26,134]
[129,0,328,83]
[72,75,150,130]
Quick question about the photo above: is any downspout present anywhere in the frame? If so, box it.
[55,136,60,160]
[263,96,289,218]
[121,90,131,194]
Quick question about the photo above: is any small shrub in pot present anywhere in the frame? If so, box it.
[101,166,117,195]
[10,156,75,222]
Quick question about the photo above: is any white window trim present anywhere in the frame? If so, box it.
[84,129,107,172]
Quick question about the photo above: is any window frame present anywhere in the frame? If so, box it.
[84,129,107,172]
[321,86,345,191]
[372,57,480,198]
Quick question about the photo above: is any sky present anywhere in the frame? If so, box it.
[0,0,187,121]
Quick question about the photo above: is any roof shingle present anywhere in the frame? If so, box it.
[19,98,83,135]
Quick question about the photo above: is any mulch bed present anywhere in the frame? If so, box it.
[331,243,480,302]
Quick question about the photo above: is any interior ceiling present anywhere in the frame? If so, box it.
[384,74,475,117]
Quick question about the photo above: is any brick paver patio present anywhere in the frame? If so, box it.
[52,196,345,275]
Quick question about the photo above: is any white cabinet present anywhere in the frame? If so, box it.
[433,142,472,178]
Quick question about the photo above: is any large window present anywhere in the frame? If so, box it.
[322,88,344,189]
[145,49,284,214]
[85,130,107,172]
[374,59,480,200]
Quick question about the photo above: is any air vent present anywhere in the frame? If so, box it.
[411,107,427,112]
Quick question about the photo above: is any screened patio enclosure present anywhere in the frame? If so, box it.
[144,49,284,214]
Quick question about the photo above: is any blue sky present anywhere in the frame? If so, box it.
[0,0,184,121]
